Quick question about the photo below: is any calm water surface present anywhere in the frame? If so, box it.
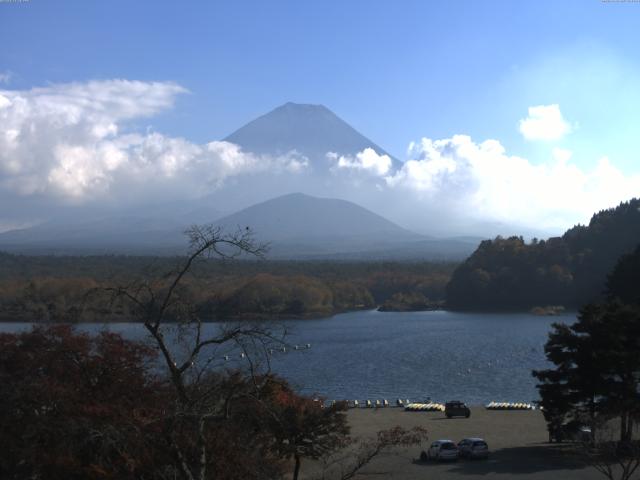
[1,310,574,405]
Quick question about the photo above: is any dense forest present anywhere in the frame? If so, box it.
[4,198,637,320]
[446,198,640,311]
[0,254,455,322]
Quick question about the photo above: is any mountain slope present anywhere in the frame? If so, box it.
[224,102,398,167]
[214,193,481,260]
[215,192,419,243]
[0,192,479,259]
[0,216,187,254]
[214,193,484,259]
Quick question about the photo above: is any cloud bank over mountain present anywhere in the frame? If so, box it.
[368,134,640,231]
[1,79,638,237]
[328,148,393,176]
[0,80,307,203]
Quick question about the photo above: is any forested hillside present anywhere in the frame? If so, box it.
[0,255,455,322]
[446,198,640,311]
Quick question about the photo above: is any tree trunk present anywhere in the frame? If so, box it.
[198,416,207,480]
[293,454,301,480]
[621,412,632,444]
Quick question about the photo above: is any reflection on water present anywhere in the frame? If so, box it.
[0,310,574,405]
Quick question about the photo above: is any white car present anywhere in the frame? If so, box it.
[457,437,489,459]
[425,439,459,461]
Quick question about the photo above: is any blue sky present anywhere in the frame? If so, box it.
[1,0,639,232]
[2,1,639,164]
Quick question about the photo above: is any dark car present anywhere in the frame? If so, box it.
[550,421,592,443]
[445,400,470,418]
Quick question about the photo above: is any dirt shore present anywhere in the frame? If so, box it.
[304,407,604,479]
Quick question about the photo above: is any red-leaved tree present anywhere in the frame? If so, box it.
[0,325,167,480]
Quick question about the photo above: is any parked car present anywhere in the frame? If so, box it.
[457,437,489,459]
[550,421,592,443]
[445,400,470,418]
[425,440,459,461]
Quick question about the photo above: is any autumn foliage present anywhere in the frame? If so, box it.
[0,325,167,479]
[0,254,454,322]
[0,326,401,480]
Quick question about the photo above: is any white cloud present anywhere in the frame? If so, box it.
[519,104,572,141]
[1,79,635,235]
[0,80,307,202]
[380,134,640,230]
[551,147,573,164]
[328,147,392,176]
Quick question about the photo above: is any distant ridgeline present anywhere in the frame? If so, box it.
[446,198,640,311]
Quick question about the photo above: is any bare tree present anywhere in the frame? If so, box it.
[106,225,284,480]
[104,225,430,480]
[315,426,429,480]
[578,423,640,480]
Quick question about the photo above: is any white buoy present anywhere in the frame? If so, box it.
[306,343,311,348]
[240,352,245,359]
[223,355,229,361]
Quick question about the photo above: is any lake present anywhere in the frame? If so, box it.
[0,310,574,406]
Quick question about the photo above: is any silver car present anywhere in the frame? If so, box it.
[457,437,489,459]
[426,440,459,461]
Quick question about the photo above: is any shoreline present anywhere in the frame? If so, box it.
[0,307,578,324]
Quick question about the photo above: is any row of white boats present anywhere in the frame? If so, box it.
[485,402,536,410]
[329,400,535,410]
[405,403,446,412]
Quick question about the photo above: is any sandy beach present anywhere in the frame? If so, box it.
[303,407,605,480]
